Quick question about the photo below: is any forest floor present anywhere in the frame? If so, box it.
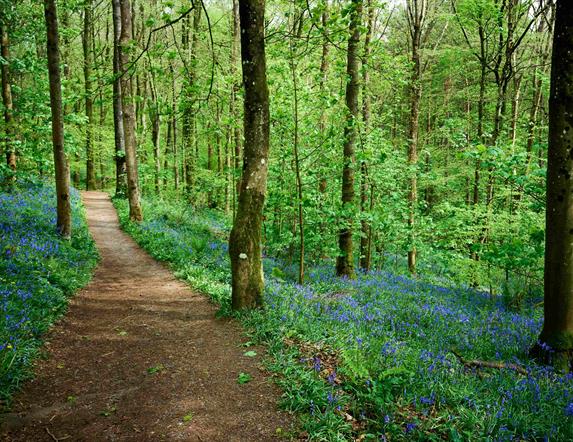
[0,192,293,441]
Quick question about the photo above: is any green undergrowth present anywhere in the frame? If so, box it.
[114,195,573,441]
[0,179,98,407]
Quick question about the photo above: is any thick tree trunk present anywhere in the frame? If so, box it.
[44,0,71,238]
[83,0,96,190]
[0,23,15,180]
[533,2,573,372]
[229,0,270,310]
[336,0,362,279]
[119,0,142,221]
[112,0,126,197]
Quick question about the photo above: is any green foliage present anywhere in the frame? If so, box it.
[237,372,253,384]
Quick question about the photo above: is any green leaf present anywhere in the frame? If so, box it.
[237,372,252,384]
[182,412,193,422]
[243,350,257,358]
[147,364,164,375]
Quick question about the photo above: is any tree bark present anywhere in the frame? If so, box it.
[44,0,71,238]
[533,1,573,372]
[83,0,96,190]
[406,0,424,275]
[0,22,15,180]
[229,0,270,310]
[170,63,179,191]
[112,0,127,196]
[149,66,161,194]
[231,0,242,201]
[184,5,201,196]
[509,74,521,149]
[289,12,305,284]
[359,0,373,272]
[336,0,362,279]
[119,0,143,221]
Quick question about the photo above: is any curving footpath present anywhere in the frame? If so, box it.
[1,191,292,441]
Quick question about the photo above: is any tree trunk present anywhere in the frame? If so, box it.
[119,0,142,221]
[184,6,201,196]
[231,0,242,200]
[316,7,329,244]
[407,0,424,275]
[336,0,362,279]
[0,23,15,180]
[170,63,179,191]
[83,0,96,190]
[359,0,373,272]
[289,13,305,285]
[216,99,222,173]
[112,0,126,197]
[229,0,270,310]
[533,2,573,372]
[509,74,521,149]
[61,6,79,186]
[527,8,554,171]
[165,118,171,189]
[44,0,71,238]
[225,126,231,214]
[318,8,329,136]
[472,25,488,210]
[151,109,160,194]
[149,68,161,195]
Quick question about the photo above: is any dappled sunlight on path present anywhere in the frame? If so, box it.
[1,192,292,441]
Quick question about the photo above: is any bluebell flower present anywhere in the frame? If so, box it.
[405,422,416,433]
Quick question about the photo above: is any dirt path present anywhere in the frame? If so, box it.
[1,192,294,441]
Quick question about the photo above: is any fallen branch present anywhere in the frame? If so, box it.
[451,349,528,376]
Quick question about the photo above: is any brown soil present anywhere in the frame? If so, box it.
[1,192,294,441]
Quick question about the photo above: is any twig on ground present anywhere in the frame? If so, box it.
[45,427,71,441]
[451,349,528,376]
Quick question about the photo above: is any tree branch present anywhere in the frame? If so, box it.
[451,349,528,375]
